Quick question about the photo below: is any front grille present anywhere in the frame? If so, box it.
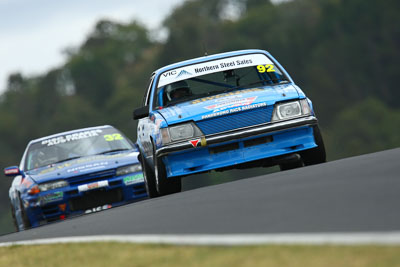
[197,106,274,135]
[42,204,61,221]
[67,169,116,186]
[209,142,240,154]
[244,136,273,147]
[133,184,147,195]
[69,188,123,211]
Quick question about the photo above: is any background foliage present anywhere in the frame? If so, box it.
[1,0,399,234]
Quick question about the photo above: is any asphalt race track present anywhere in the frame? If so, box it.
[1,148,399,244]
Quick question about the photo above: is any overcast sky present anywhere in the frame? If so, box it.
[0,0,185,94]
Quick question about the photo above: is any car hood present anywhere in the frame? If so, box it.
[26,151,140,184]
[156,83,300,125]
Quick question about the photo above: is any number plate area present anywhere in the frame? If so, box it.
[78,180,109,192]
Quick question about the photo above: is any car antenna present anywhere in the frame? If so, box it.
[203,43,208,56]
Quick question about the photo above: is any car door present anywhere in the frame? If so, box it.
[137,75,156,163]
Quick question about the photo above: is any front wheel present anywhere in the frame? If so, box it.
[140,153,159,198]
[10,203,19,231]
[17,195,31,231]
[153,147,181,196]
[300,125,327,166]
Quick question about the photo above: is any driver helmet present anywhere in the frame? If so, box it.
[165,81,191,101]
[35,149,58,168]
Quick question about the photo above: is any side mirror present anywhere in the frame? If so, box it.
[4,166,21,177]
[133,106,150,120]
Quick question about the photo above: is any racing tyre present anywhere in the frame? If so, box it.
[300,125,327,166]
[18,195,31,230]
[10,204,19,231]
[153,147,181,196]
[140,153,159,198]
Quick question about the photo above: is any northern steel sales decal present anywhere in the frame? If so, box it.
[158,53,273,87]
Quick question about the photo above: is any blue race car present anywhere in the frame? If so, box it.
[4,125,147,231]
[133,49,326,197]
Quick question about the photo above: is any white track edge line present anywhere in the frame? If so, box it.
[2,232,400,247]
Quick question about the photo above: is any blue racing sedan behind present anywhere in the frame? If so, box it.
[4,125,147,231]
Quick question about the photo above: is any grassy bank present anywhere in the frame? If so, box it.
[1,243,400,267]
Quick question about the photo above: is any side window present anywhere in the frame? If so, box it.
[142,75,155,107]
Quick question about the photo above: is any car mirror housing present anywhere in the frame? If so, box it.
[4,166,21,177]
[133,106,150,120]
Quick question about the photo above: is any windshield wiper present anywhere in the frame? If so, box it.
[97,148,131,155]
[53,156,82,164]
[163,94,200,107]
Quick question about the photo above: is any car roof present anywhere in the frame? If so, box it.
[153,49,270,74]
[29,125,114,144]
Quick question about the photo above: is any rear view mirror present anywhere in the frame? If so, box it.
[133,106,150,120]
[4,166,21,176]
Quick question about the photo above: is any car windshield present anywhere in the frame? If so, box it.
[154,53,287,108]
[24,127,133,171]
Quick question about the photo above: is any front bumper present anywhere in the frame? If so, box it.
[24,172,147,227]
[157,116,318,157]
[158,116,318,178]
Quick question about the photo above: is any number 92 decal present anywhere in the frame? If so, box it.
[104,134,124,141]
[257,64,275,73]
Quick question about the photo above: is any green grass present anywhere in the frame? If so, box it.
[1,243,400,267]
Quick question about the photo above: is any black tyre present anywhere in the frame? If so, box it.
[140,153,159,198]
[153,146,181,196]
[10,203,19,232]
[300,125,327,166]
[18,195,31,230]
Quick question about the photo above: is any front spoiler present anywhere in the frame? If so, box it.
[156,116,318,157]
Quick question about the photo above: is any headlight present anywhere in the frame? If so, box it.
[38,180,68,192]
[169,124,194,141]
[116,164,142,176]
[272,99,311,122]
[277,102,301,118]
[160,123,203,145]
